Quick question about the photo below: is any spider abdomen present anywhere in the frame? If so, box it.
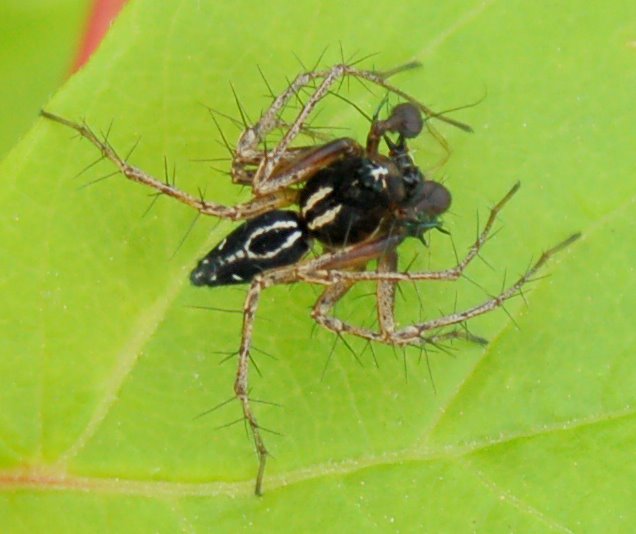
[299,157,397,246]
[190,210,310,287]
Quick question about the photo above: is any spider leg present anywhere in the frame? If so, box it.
[308,232,578,346]
[41,111,298,220]
[235,64,371,166]
[390,232,581,344]
[309,237,403,344]
[231,145,324,186]
[234,275,270,496]
[312,279,372,339]
[310,242,464,345]
[252,65,363,192]
[312,244,405,344]
[376,246,399,337]
[422,329,489,346]
[314,285,488,346]
[252,137,364,195]
[298,232,407,283]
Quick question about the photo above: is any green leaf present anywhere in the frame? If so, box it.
[2,0,635,531]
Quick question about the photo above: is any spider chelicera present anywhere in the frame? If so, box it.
[42,62,579,495]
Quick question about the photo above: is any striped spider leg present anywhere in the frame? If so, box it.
[40,110,297,221]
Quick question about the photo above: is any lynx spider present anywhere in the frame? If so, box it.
[42,61,579,495]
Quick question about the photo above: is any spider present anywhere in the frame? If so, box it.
[42,61,580,495]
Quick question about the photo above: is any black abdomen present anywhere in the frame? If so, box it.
[190,210,310,287]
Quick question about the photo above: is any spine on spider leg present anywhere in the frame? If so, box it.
[190,211,311,287]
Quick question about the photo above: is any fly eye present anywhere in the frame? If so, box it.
[422,181,451,215]
[387,103,423,138]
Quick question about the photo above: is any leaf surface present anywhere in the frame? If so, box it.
[1,1,635,531]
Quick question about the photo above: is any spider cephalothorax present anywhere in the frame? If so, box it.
[42,61,579,496]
